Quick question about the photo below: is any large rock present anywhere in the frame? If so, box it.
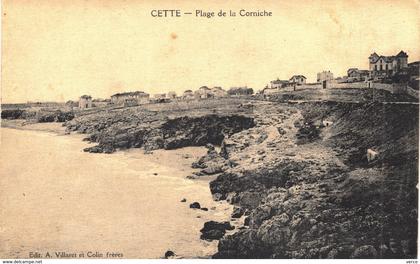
[231,206,245,218]
[200,221,234,241]
[202,164,224,175]
[350,245,378,259]
[214,229,271,258]
[189,202,201,209]
[256,215,292,247]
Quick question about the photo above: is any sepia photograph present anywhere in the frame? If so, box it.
[0,0,419,261]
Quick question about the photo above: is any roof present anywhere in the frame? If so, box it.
[271,78,289,84]
[396,50,408,58]
[184,89,193,93]
[348,68,369,74]
[212,86,224,90]
[229,86,250,89]
[111,91,149,97]
[369,50,408,63]
[199,86,210,90]
[290,75,306,80]
[370,55,393,63]
[80,95,92,99]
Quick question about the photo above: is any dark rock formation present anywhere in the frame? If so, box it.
[65,112,255,154]
[191,148,228,175]
[161,115,255,149]
[1,108,74,122]
[189,202,201,209]
[231,206,245,218]
[164,250,175,259]
[350,245,378,259]
[295,121,320,144]
[1,109,25,119]
[200,221,234,241]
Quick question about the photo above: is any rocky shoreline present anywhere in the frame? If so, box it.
[2,96,418,259]
[206,101,418,259]
[67,113,255,154]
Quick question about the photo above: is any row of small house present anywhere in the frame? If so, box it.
[78,86,254,109]
[264,50,419,92]
[266,70,379,91]
[78,51,419,108]
[265,70,367,91]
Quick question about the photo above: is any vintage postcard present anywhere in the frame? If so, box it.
[0,0,419,262]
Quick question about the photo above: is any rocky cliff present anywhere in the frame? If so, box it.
[64,106,255,153]
[196,101,418,259]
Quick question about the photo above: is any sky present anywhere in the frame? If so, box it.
[1,0,420,103]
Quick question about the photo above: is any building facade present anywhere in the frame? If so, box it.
[270,78,289,89]
[369,51,408,78]
[194,86,213,99]
[347,68,370,82]
[182,90,194,99]
[227,86,254,96]
[123,98,139,107]
[408,61,419,78]
[317,71,334,83]
[111,91,150,105]
[78,95,92,109]
[289,75,306,85]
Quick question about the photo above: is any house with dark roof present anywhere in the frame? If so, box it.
[347,68,370,82]
[194,86,213,99]
[110,91,150,105]
[227,86,254,96]
[289,75,306,85]
[369,51,408,78]
[182,90,194,99]
[270,78,289,89]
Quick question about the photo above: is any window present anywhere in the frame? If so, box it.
[375,65,377,71]
[385,64,388,70]
[380,65,383,71]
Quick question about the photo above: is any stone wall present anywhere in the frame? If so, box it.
[329,82,368,89]
[297,83,322,89]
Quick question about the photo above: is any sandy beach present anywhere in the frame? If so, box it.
[0,125,233,259]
